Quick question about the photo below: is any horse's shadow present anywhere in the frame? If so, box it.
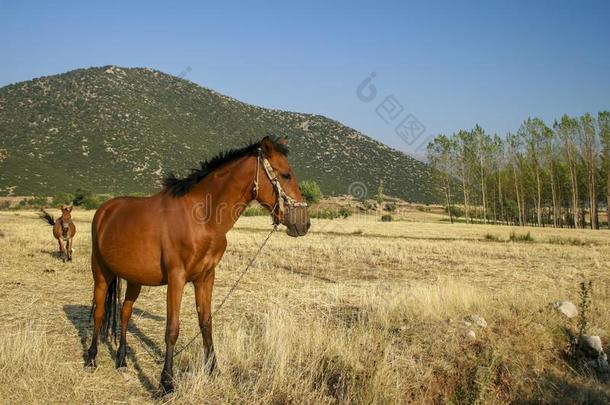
[63,304,165,394]
[40,249,63,260]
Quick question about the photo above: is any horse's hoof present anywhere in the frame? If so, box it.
[160,380,175,395]
[160,373,175,394]
[84,360,97,371]
[116,357,127,369]
[204,361,220,376]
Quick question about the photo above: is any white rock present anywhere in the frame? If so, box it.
[552,301,578,318]
[466,330,476,340]
[465,315,487,328]
[579,335,610,373]
[579,335,604,357]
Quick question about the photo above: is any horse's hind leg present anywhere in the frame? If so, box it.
[116,282,141,369]
[86,257,112,368]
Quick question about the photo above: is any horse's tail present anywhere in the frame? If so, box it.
[40,209,55,226]
[101,276,122,344]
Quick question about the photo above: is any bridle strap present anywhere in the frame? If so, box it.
[252,148,307,222]
[252,148,261,200]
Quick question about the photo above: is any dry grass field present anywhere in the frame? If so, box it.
[1,208,610,404]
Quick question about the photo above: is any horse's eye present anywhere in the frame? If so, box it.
[281,173,291,180]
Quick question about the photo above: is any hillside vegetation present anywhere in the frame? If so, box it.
[0,66,436,202]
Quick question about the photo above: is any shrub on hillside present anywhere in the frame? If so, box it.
[81,194,113,210]
[299,180,321,205]
[52,192,75,206]
[72,188,92,206]
[381,214,393,222]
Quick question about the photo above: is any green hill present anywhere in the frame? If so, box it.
[0,66,437,202]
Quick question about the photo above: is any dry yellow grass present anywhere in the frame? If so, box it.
[1,209,610,404]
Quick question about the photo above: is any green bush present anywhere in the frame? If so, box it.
[338,207,352,218]
[299,180,322,205]
[381,214,393,222]
[52,192,75,206]
[243,206,268,216]
[385,202,397,212]
[310,209,341,220]
[81,194,113,209]
[72,188,92,206]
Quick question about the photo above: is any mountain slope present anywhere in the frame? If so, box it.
[0,66,437,202]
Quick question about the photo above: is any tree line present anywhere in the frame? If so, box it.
[426,111,610,229]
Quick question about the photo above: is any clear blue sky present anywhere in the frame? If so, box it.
[2,0,609,156]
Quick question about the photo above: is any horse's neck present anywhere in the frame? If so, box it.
[185,157,255,232]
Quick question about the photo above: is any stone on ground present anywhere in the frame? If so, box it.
[464,314,487,328]
[552,301,578,318]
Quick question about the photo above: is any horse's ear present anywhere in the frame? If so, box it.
[68,205,73,212]
[60,204,66,211]
[260,136,275,157]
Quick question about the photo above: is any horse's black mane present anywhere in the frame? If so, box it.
[163,137,289,197]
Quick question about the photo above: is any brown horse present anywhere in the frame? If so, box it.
[41,205,76,261]
[86,136,310,393]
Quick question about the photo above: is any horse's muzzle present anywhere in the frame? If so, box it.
[284,207,310,237]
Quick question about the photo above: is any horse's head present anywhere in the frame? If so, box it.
[255,136,310,237]
[61,204,73,221]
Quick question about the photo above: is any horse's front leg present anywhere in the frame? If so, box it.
[193,268,217,374]
[160,272,186,394]
[58,238,65,260]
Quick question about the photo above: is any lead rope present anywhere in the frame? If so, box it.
[171,225,277,359]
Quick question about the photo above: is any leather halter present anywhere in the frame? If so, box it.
[252,148,307,223]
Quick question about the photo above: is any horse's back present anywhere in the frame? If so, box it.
[94,196,145,230]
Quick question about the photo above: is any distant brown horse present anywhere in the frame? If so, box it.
[86,136,310,393]
[41,205,76,261]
